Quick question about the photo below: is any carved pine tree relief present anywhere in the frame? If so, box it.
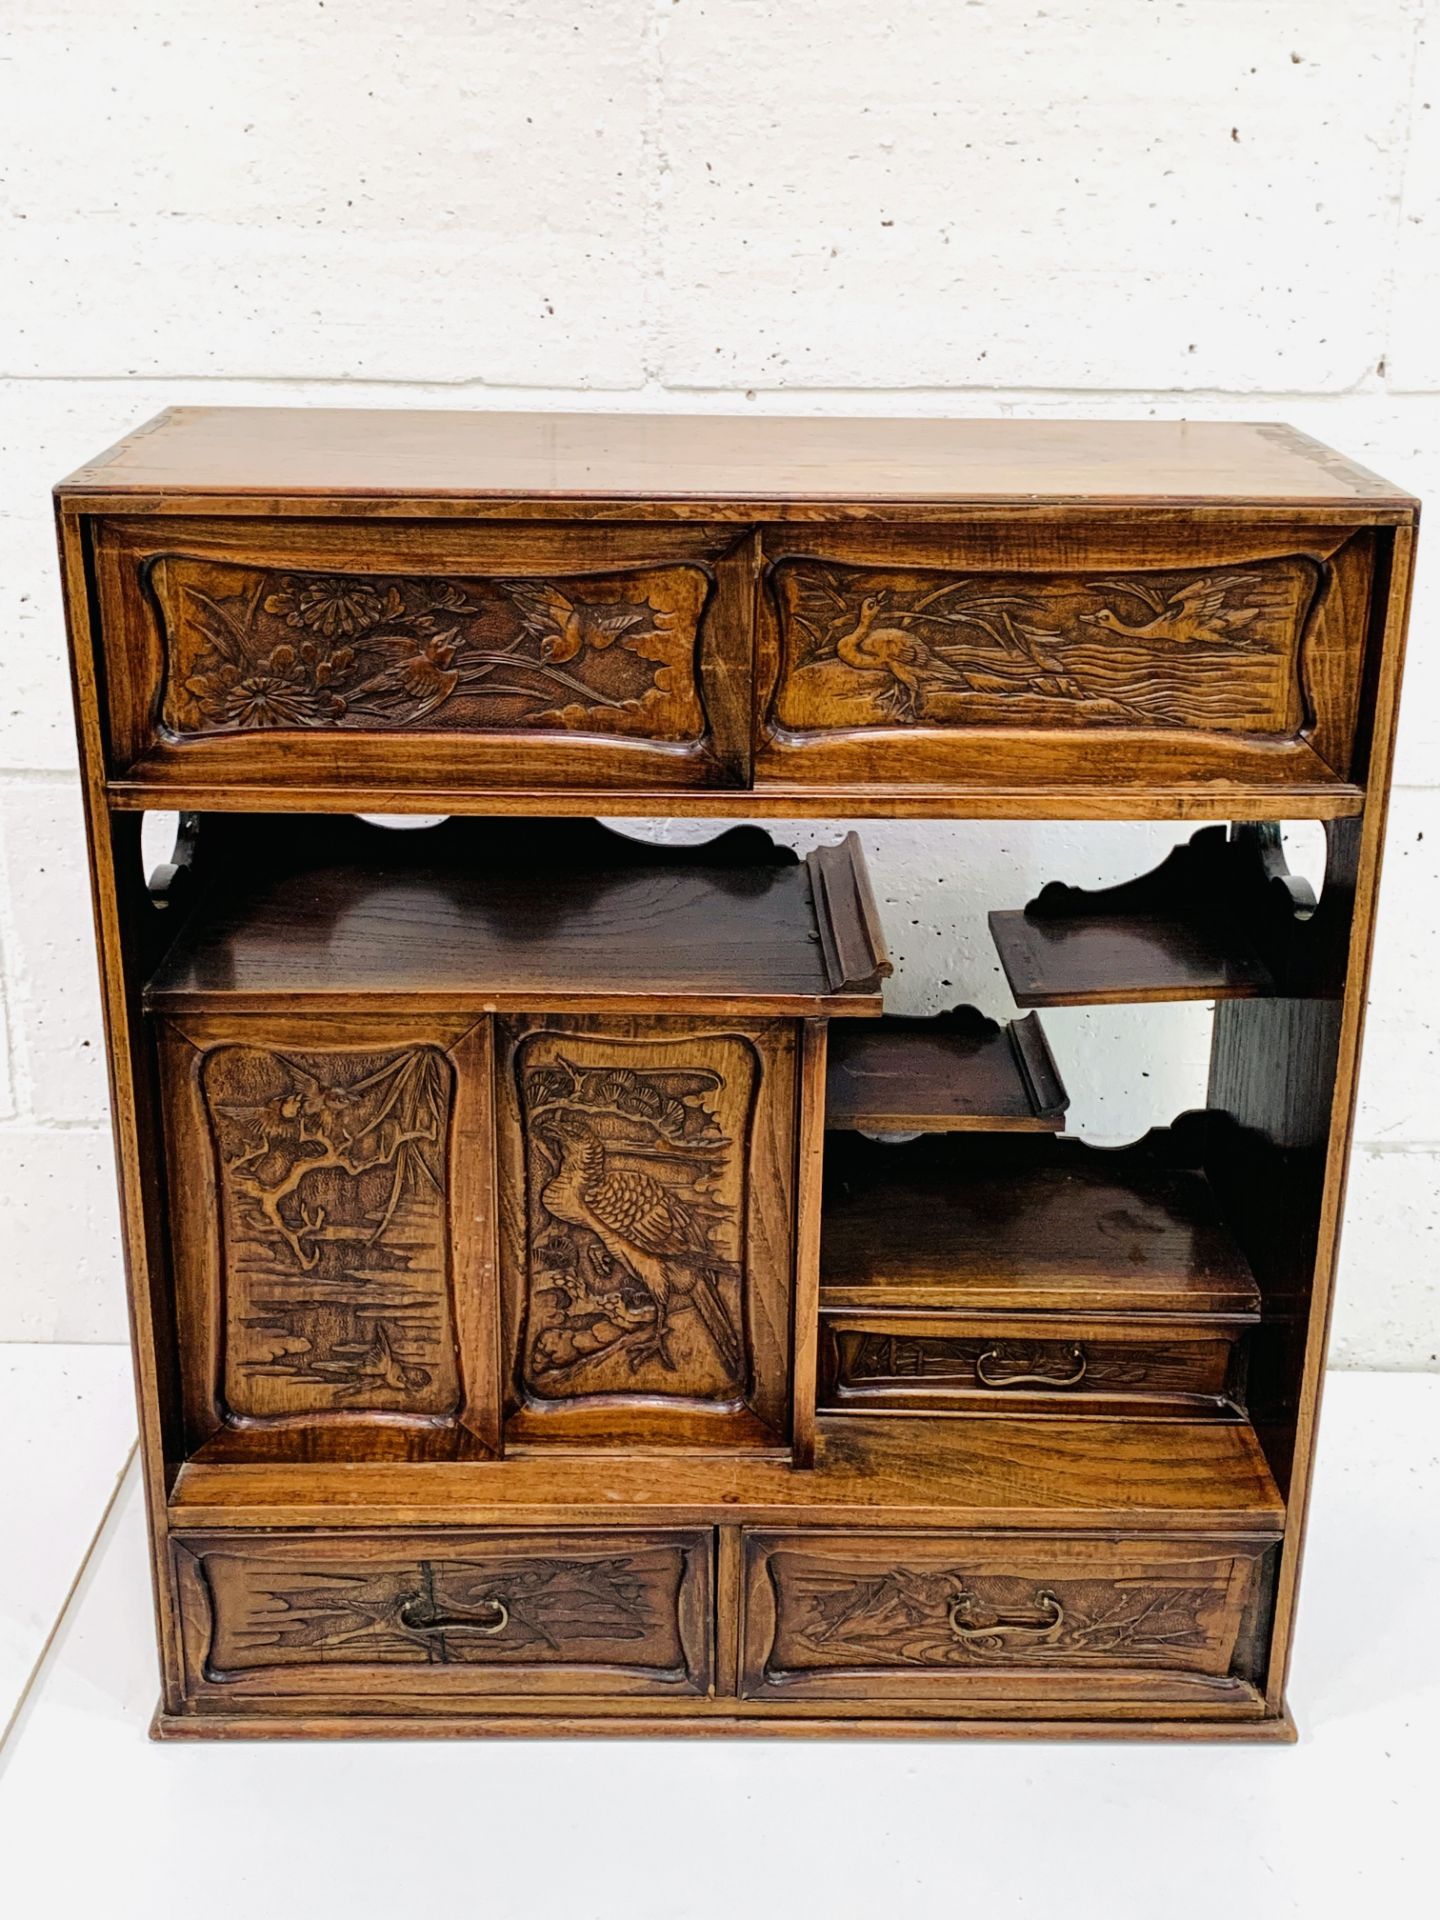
[202,1046,460,1421]
[770,1557,1224,1671]
[149,557,709,741]
[515,1032,758,1404]
[769,556,1322,734]
[198,1545,690,1676]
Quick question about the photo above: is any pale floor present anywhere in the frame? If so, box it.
[0,1352,1435,1918]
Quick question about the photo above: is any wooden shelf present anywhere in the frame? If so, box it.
[144,816,890,1016]
[107,768,1367,823]
[168,1413,1283,1535]
[825,1006,1068,1133]
[820,1128,1261,1318]
[189,1405,789,1466]
[990,908,1274,1007]
[988,825,1315,1007]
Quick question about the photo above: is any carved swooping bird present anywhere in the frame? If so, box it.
[507,584,651,663]
[534,1111,741,1380]
[1078,574,1265,648]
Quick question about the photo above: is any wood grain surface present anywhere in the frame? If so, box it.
[58,410,1412,508]
[55,412,1414,1739]
[820,1130,1262,1317]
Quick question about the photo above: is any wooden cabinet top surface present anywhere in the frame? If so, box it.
[60,410,1415,823]
[57,408,1414,513]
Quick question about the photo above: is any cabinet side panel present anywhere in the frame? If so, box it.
[57,507,189,1708]
[1209,521,1417,1715]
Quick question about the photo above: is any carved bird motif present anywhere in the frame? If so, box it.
[361,628,462,716]
[830,592,970,720]
[507,584,651,663]
[310,1321,432,1401]
[1078,575,1265,647]
[216,1059,363,1167]
[534,1111,741,1378]
[215,1089,305,1169]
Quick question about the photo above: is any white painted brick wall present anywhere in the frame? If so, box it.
[0,2,1435,1363]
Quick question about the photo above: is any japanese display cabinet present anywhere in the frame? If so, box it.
[57,410,1414,1738]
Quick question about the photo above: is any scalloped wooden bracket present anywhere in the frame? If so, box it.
[987,825,1329,1007]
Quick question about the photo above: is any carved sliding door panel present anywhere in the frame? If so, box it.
[739,1532,1275,1707]
[769,558,1320,734]
[514,1032,756,1404]
[158,1013,498,1453]
[148,557,709,743]
[201,1044,458,1422]
[91,517,755,790]
[497,1017,797,1448]
[756,525,1373,797]
[172,1528,715,1705]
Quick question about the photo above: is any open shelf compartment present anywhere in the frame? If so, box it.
[816,1126,1262,1421]
[825,1005,1068,1133]
[988,824,1317,1007]
[144,815,891,1016]
[820,1124,1261,1317]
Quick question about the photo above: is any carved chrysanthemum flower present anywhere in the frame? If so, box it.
[183,647,347,729]
[263,576,392,639]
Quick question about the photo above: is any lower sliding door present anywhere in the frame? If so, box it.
[496,1015,799,1453]
[157,1011,500,1457]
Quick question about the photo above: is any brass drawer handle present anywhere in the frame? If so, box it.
[947,1588,1065,1645]
[398,1593,510,1639]
[975,1344,1086,1389]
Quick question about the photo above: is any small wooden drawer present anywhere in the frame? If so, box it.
[173,1528,714,1707]
[818,1312,1249,1418]
[90,517,754,792]
[756,522,1373,799]
[739,1530,1275,1707]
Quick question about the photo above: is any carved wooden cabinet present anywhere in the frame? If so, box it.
[58,411,1415,1739]
[143,815,887,1465]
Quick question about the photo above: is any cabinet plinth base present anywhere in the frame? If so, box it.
[151,1701,1297,1743]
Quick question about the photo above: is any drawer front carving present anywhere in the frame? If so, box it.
[173,1528,714,1702]
[819,1314,1246,1417]
[769,557,1318,736]
[158,1012,500,1452]
[91,518,755,791]
[756,525,1372,795]
[149,557,710,744]
[740,1531,1274,1704]
[498,1017,797,1447]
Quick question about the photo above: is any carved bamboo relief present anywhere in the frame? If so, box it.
[148,557,711,742]
[514,1031,760,1406]
[201,1045,461,1422]
[768,1558,1228,1672]
[196,1544,691,1676]
[768,556,1323,735]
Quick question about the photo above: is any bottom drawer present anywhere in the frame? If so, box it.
[739,1530,1275,1706]
[173,1527,714,1706]
[819,1313,1248,1417]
